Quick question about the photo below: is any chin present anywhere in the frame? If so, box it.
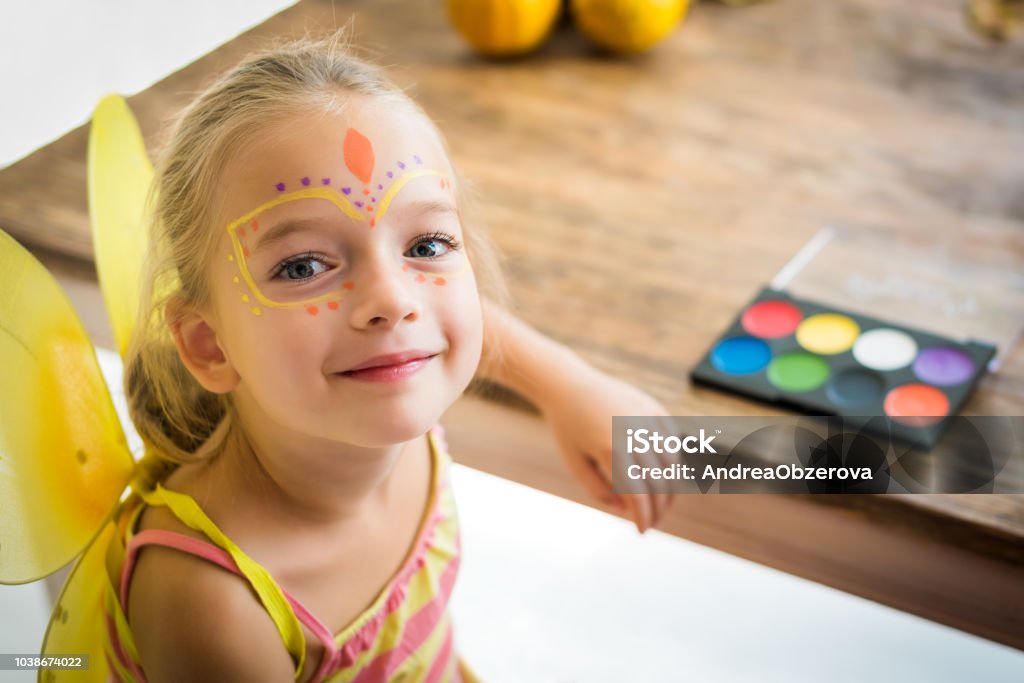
[333,401,443,448]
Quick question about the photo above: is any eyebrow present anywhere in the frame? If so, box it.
[254,217,329,252]
[253,198,459,251]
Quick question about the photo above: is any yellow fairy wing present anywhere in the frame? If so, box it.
[88,94,153,358]
[38,518,118,683]
[0,229,134,584]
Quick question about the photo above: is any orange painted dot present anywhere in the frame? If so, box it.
[370,217,376,227]
[434,277,446,286]
[306,305,319,316]
[342,281,355,290]
[327,301,339,310]
[243,246,250,257]
[363,188,370,195]
[366,205,373,212]
[251,220,259,231]
[415,273,426,283]
[239,227,246,237]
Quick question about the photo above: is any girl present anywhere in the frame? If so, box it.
[112,33,672,682]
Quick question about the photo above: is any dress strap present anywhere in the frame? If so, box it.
[428,424,448,455]
[120,530,239,608]
[134,485,309,681]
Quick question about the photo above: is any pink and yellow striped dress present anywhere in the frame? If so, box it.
[101,427,479,682]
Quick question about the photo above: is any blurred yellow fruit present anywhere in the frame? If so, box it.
[448,0,563,57]
[966,0,1023,41]
[571,0,689,54]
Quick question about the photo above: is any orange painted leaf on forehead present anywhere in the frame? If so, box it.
[343,128,375,184]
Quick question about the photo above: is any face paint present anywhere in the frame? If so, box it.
[227,128,469,316]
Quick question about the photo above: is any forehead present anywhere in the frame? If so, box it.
[217,101,452,223]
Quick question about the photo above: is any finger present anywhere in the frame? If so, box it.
[561,448,620,508]
[655,415,686,516]
[653,492,671,529]
[654,492,670,529]
[628,448,671,529]
[648,449,674,526]
[622,493,652,533]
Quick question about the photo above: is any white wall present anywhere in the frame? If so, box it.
[0,0,296,167]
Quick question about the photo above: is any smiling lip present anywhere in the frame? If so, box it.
[339,350,437,383]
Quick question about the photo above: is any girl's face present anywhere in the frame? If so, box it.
[205,102,483,448]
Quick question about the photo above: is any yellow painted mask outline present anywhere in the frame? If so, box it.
[226,169,471,314]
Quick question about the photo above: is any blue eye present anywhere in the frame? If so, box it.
[274,253,330,281]
[406,232,461,259]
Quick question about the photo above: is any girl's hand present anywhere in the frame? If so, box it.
[479,300,676,533]
[536,359,677,534]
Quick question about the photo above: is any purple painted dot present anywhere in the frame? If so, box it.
[322,178,331,185]
[386,171,394,178]
[397,161,406,169]
[301,177,310,186]
[342,187,352,195]
[413,155,422,165]
[377,184,383,190]
[371,196,376,202]
[912,347,975,386]
[275,182,286,192]
[355,201,363,208]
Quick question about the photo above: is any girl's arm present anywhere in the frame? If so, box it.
[478,299,674,533]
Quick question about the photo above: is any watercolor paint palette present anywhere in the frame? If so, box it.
[690,287,997,449]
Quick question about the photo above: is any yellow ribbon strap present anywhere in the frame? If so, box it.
[137,485,307,680]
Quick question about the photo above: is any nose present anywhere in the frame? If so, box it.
[347,252,421,330]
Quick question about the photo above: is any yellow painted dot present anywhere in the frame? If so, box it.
[796,314,860,355]
[227,254,234,262]
[241,294,249,302]
[232,276,240,284]
[251,307,262,316]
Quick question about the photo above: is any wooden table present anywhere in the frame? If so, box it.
[2,0,1022,650]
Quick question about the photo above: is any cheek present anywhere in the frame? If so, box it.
[220,300,328,381]
[435,273,483,354]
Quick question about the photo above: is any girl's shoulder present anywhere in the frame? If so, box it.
[128,550,297,681]
[125,482,300,681]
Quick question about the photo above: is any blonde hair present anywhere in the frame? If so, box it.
[125,32,506,469]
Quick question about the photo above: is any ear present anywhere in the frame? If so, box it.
[166,298,240,394]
